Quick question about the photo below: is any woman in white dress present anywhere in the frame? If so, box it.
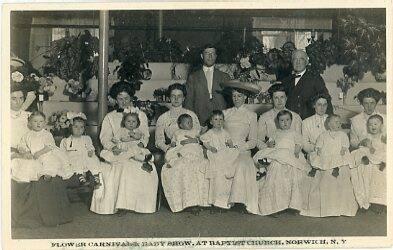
[10,77,72,227]
[90,81,158,215]
[157,83,209,214]
[301,94,358,217]
[219,80,260,214]
[350,88,386,214]
[256,83,307,216]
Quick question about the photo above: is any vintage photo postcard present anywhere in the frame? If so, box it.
[2,1,392,249]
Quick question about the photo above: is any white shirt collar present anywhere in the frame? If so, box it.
[295,69,306,77]
[203,65,214,72]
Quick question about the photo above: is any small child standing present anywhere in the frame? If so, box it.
[254,110,309,216]
[100,112,153,173]
[200,110,239,211]
[302,114,358,217]
[14,111,73,180]
[165,114,202,167]
[60,112,103,185]
[351,114,386,212]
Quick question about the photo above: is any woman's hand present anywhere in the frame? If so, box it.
[340,147,346,156]
[129,131,143,140]
[360,138,371,148]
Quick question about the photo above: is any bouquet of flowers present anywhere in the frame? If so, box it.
[234,37,272,83]
[48,110,71,137]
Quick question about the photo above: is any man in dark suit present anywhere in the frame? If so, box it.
[184,44,230,125]
[282,50,333,120]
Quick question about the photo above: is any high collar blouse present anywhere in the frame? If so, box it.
[11,110,31,149]
[223,104,257,152]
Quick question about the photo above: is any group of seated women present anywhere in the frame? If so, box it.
[10,78,386,228]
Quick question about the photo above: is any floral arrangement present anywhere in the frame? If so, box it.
[48,110,71,137]
[153,87,168,102]
[43,30,99,98]
[234,36,273,83]
[305,36,338,75]
[336,76,356,97]
[336,15,386,81]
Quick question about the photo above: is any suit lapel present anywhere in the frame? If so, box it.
[197,70,210,99]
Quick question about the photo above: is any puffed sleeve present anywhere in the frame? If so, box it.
[241,112,257,151]
[292,113,302,134]
[184,74,195,111]
[349,119,361,148]
[44,131,56,147]
[302,121,314,153]
[341,132,350,149]
[189,110,201,135]
[85,136,95,151]
[256,115,268,150]
[155,113,170,152]
[138,111,150,147]
[100,114,115,150]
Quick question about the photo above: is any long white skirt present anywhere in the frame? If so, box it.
[301,166,358,217]
[90,159,158,214]
[161,146,209,212]
[228,151,259,215]
[258,161,307,215]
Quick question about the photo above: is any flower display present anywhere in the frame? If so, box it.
[11,71,24,83]
[48,110,71,137]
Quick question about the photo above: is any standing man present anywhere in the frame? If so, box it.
[282,49,333,120]
[184,44,230,125]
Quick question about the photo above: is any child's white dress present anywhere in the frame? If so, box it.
[301,131,358,217]
[165,129,202,164]
[60,135,102,175]
[16,129,73,180]
[100,127,150,163]
[350,133,386,208]
[200,128,240,209]
[253,129,309,215]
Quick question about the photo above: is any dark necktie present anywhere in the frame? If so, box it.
[294,74,301,78]
[116,108,124,113]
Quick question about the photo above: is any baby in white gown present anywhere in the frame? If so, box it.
[60,113,104,185]
[12,111,73,181]
[100,112,153,172]
[200,110,239,179]
[165,114,202,167]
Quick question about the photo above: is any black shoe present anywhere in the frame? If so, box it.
[145,153,153,162]
[308,168,317,177]
[256,171,266,181]
[141,162,153,173]
[258,158,270,167]
[379,162,386,171]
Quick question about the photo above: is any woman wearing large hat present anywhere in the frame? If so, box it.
[210,80,260,214]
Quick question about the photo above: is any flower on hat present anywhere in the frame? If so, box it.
[11,71,24,83]
[240,56,252,69]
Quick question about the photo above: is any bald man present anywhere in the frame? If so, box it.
[281,50,333,119]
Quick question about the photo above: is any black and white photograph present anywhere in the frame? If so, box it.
[2,1,392,249]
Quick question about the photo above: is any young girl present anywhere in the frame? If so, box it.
[351,114,386,212]
[100,112,153,172]
[302,114,358,217]
[254,110,309,216]
[60,112,103,185]
[165,114,202,167]
[15,111,73,180]
[200,110,239,211]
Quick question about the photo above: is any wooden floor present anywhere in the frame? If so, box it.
[12,202,387,239]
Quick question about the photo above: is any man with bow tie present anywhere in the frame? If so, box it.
[282,50,333,120]
[184,44,230,126]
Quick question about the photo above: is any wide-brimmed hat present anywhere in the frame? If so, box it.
[11,57,25,68]
[221,79,262,95]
